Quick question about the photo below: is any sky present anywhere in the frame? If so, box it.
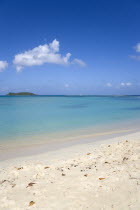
[0,0,140,95]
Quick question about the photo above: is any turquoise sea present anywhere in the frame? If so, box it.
[0,95,140,145]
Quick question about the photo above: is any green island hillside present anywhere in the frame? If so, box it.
[6,92,37,96]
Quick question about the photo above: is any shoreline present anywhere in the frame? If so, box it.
[0,130,140,209]
[0,127,138,162]
[1,117,140,162]
[0,129,140,165]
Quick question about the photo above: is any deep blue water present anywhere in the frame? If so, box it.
[0,95,140,142]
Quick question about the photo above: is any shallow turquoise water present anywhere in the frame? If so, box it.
[0,96,140,142]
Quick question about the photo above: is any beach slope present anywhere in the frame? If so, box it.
[0,134,140,210]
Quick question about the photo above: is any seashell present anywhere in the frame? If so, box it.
[29,201,35,206]
[44,166,50,169]
[99,178,105,180]
[26,182,36,188]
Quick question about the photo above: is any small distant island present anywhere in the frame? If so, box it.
[6,92,37,96]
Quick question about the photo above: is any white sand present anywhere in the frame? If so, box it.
[0,131,140,210]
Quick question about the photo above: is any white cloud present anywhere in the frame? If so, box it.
[129,55,140,60]
[0,87,9,92]
[72,58,86,67]
[120,82,125,86]
[134,43,140,52]
[13,39,86,72]
[0,61,8,72]
[130,43,140,60]
[120,82,132,87]
[126,82,132,86]
[65,83,70,88]
[106,83,112,87]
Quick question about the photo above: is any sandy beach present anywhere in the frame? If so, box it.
[1,0,140,208]
[0,131,140,210]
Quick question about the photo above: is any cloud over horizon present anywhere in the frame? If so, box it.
[134,43,140,52]
[106,83,112,87]
[130,55,140,61]
[0,61,8,72]
[120,82,132,87]
[105,82,133,89]
[13,39,85,72]
[130,43,140,60]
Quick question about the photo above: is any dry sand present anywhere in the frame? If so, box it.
[0,131,140,210]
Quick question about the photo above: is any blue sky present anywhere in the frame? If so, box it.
[0,0,140,95]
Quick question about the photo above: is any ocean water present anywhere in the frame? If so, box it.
[0,95,140,144]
